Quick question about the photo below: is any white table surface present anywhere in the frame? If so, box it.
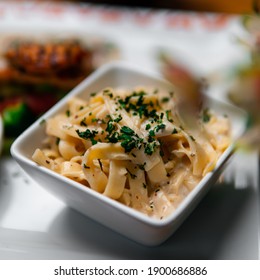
[0,156,259,260]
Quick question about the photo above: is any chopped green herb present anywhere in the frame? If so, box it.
[202,108,211,123]
[166,110,173,123]
[104,91,113,98]
[66,110,71,117]
[39,119,46,125]
[76,129,98,145]
[117,91,161,121]
[145,124,151,130]
[147,135,154,143]
[92,118,105,124]
[172,128,178,134]
[138,163,146,170]
[56,137,60,145]
[160,112,164,120]
[149,130,155,137]
[155,123,166,132]
[120,126,135,135]
[120,138,137,153]
[114,115,122,123]
[161,97,170,103]
[144,142,157,155]
[149,101,154,107]
[107,131,119,143]
[118,126,141,153]
[106,120,116,134]
[80,118,87,126]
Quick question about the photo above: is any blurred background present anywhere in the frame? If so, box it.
[1,0,259,150]
[0,0,259,260]
[48,0,255,13]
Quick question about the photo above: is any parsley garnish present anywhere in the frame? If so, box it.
[155,123,166,132]
[161,97,170,103]
[80,118,87,126]
[56,137,60,145]
[149,130,155,137]
[107,132,119,143]
[166,110,173,123]
[117,91,160,120]
[39,119,46,125]
[114,115,122,123]
[145,124,151,130]
[120,126,135,135]
[92,118,105,124]
[119,126,142,153]
[202,108,211,123]
[103,89,113,98]
[74,89,167,157]
[138,163,146,170]
[144,142,157,155]
[172,128,178,134]
[76,129,98,145]
[106,120,116,134]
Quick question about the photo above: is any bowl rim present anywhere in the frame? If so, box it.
[10,61,247,228]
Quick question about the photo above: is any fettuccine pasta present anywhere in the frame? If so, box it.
[32,87,231,219]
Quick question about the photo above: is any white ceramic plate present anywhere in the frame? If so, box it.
[10,62,247,246]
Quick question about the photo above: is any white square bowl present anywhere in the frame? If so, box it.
[11,62,247,246]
